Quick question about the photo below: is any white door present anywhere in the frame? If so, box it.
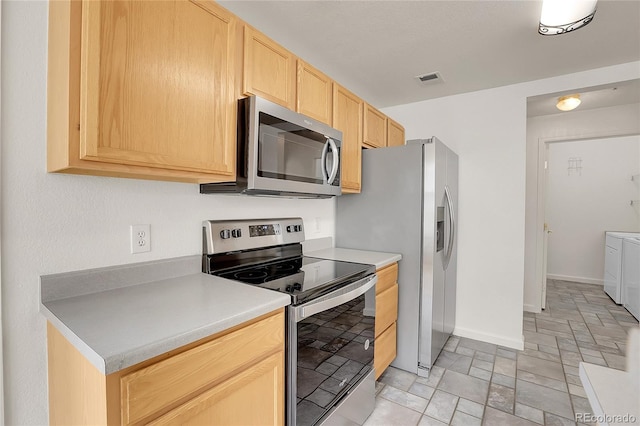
[541,144,551,311]
[541,222,552,310]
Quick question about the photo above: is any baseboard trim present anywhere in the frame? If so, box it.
[524,303,541,313]
[453,326,524,351]
[547,274,603,285]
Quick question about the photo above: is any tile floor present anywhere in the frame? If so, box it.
[364,280,639,425]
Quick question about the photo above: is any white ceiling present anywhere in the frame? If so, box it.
[219,0,640,109]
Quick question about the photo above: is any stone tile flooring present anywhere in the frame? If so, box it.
[364,280,638,425]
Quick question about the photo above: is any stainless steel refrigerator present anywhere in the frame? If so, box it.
[336,137,458,377]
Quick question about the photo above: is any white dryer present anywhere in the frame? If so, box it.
[622,236,640,320]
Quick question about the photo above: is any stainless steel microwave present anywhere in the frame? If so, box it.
[200,96,342,198]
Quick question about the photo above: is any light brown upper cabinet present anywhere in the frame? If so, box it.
[333,84,363,194]
[363,103,387,148]
[48,0,237,183]
[243,26,296,110]
[296,60,333,125]
[387,118,406,147]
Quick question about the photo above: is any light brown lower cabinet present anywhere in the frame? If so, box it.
[47,309,285,426]
[374,263,399,379]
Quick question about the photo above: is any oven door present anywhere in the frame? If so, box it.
[287,274,377,426]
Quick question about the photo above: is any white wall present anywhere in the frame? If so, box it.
[524,104,640,311]
[383,61,640,351]
[0,2,4,422]
[546,135,640,284]
[0,2,335,424]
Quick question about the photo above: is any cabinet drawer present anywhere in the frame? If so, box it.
[148,351,284,426]
[375,283,398,337]
[374,322,396,380]
[121,310,284,425]
[376,263,398,295]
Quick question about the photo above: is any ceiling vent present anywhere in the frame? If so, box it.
[416,72,444,84]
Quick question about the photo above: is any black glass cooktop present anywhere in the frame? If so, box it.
[215,256,374,305]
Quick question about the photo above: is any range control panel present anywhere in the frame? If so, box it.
[203,218,304,254]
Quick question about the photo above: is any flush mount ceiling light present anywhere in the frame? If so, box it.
[556,94,581,111]
[539,0,598,35]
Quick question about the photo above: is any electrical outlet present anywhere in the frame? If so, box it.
[130,224,151,254]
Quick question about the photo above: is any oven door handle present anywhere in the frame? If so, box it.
[292,274,377,322]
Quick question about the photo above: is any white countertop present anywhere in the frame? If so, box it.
[41,258,290,374]
[306,247,401,270]
[579,362,639,425]
[579,328,640,425]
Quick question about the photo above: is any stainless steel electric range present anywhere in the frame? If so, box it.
[203,218,377,426]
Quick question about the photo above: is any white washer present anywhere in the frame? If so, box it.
[604,232,640,304]
[622,236,640,320]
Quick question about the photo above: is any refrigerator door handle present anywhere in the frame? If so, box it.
[444,184,455,270]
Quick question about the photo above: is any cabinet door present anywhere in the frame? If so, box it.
[333,84,363,193]
[297,60,332,125]
[243,26,296,110]
[121,309,284,425]
[363,104,387,148]
[387,118,405,147]
[374,322,397,380]
[80,0,236,176]
[149,352,284,426]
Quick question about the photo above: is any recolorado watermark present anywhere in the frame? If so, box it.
[575,413,637,423]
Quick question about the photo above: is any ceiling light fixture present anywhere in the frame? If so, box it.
[539,0,598,35]
[556,94,581,111]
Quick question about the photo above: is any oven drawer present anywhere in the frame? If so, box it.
[376,263,398,295]
[374,322,397,379]
[121,310,284,425]
[375,283,398,337]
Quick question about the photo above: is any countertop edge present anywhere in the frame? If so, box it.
[40,304,107,373]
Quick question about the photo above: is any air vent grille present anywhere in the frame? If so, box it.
[416,72,443,84]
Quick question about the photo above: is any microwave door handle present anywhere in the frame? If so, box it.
[321,139,330,182]
[326,137,339,184]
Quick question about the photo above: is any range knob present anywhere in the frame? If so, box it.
[287,225,292,233]
[231,229,242,238]
[295,225,302,232]
[219,229,231,239]
[286,283,302,292]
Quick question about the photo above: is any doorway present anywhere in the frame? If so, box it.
[524,78,640,313]
[540,135,640,308]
